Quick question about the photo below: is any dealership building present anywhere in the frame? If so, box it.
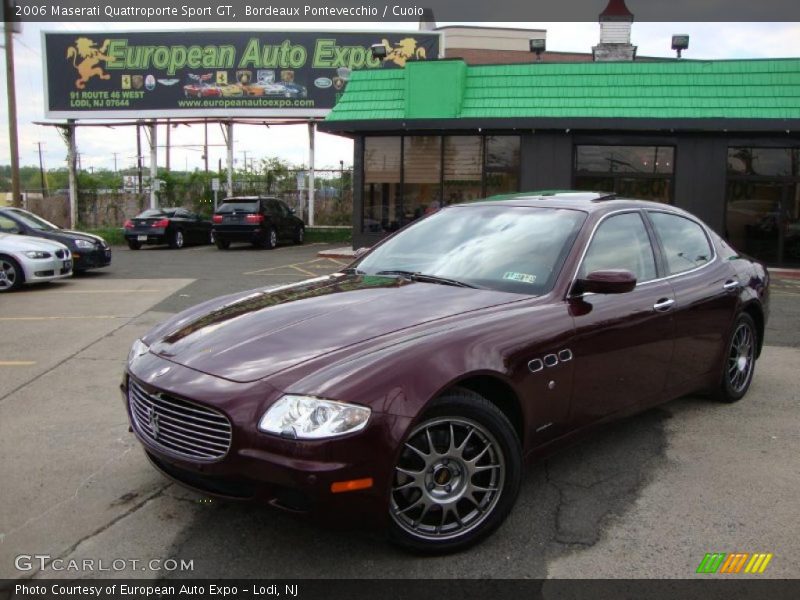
[320,5,800,266]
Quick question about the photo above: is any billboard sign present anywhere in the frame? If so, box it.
[42,30,441,119]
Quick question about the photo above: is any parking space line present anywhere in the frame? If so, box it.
[52,289,162,294]
[0,361,36,366]
[0,316,126,321]
[243,257,347,276]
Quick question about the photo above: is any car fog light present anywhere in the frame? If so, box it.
[259,395,371,439]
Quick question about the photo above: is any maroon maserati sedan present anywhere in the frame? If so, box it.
[122,192,769,552]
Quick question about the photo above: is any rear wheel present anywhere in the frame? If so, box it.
[127,240,142,250]
[169,229,185,249]
[262,227,277,250]
[215,238,230,250]
[388,389,522,553]
[715,313,758,403]
[294,225,305,245]
[0,255,24,292]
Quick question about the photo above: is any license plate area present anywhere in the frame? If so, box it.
[137,235,148,241]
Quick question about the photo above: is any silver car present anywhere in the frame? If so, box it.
[0,232,73,292]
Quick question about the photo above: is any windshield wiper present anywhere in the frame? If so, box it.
[375,270,477,288]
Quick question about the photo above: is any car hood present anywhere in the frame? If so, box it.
[145,274,524,383]
[37,229,106,246]
[0,233,69,252]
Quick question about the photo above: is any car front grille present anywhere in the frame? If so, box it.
[55,250,65,259]
[128,378,232,461]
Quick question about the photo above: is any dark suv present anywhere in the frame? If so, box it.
[212,197,304,250]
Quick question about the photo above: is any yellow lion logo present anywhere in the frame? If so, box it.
[66,37,112,90]
[380,38,427,67]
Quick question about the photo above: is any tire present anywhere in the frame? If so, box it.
[0,254,24,292]
[715,313,758,403]
[294,225,305,245]
[215,238,230,250]
[127,240,142,250]
[387,389,522,554]
[169,229,185,250]
[263,226,277,250]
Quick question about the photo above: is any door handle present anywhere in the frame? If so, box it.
[653,298,675,312]
[723,279,741,292]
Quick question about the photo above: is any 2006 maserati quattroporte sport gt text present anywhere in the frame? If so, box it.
[122,192,769,552]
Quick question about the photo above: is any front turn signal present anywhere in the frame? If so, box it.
[331,478,373,493]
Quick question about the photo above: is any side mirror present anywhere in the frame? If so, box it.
[289,208,296,214]
[573,269,637,295]
[354,247,369,257]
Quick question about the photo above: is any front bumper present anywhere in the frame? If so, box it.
[21,254,72,283]
[122,354,410,526]
[74,247,111,270]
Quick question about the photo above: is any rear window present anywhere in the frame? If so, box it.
[135,209,175,218]
[217,201,259,214]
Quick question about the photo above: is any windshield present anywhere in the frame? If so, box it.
[8,209,58,231]
[217,201,259,214]
[356,206,586,295]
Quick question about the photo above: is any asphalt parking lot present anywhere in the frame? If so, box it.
[1,243,799,580]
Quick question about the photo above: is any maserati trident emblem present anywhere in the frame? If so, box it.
[145,406,160,439]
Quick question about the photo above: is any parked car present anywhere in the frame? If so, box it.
[123,192,768,552]
[0,232,72,292]
[0,207,110,273]
[124,208,213,250]
[211,196,304,249]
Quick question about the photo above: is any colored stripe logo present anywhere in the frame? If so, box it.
[697,552,773,574]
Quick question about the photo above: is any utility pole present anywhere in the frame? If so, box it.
[165,118,171,172]
[240,150,249,173]
[111,152,119,172]
[36,142,48,197]
[4,17,22,207]
[203,120,209,173]
[136,122,143,193]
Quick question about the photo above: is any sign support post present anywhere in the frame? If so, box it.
[66,120,78,229]
[149,121,158,209]
[308,121,316,227]
[224,122,234,196]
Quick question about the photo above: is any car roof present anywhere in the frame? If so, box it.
[459,191,697,218]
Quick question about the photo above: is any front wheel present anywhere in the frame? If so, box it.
[715,313,758,403]
[388,389,522,553]
[0,255,24,292]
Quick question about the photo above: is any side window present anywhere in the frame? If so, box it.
[277,201,290,216]
[0,215,20,233]
[649,212,713,275]
[579,212,657,283]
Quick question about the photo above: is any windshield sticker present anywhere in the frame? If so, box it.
[503,272,537,284]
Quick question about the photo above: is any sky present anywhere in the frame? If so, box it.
[2,21,800,178]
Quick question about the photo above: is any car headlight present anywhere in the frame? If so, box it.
[127,339,150,364]
[258,395,371,439]
[74,239,95,249]
[24,251,51,259]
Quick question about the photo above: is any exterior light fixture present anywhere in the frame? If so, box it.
[529,38,546,62]
[370,44,388,60]
[671,34,689,58]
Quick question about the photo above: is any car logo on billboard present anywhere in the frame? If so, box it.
[145,74,156,91]
[314,77,332,88]
[157,78,180,86]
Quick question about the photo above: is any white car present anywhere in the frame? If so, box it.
[0,233,73,292]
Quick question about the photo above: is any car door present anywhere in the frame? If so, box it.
[646,210,740,397]
[567,211,676,426]
[276,200,296,239]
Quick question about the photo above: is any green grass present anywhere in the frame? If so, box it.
[79,226,126,246]
[77,226,351,246]
[305,227,351,244]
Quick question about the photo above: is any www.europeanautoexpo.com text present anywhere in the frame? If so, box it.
[16,3,428,19]
[13,583,300,598]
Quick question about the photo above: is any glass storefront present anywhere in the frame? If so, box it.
[726,147,800,266]
[362,135,520,233]
[574,145,675,203]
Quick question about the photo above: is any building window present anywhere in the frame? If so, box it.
[443,136,483,205]
[403,136,442,225]
[361,134,521,235]
[363,137,401,234]
[726,147,800,266]
[485,136,520,197]
[574,145,675,203]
